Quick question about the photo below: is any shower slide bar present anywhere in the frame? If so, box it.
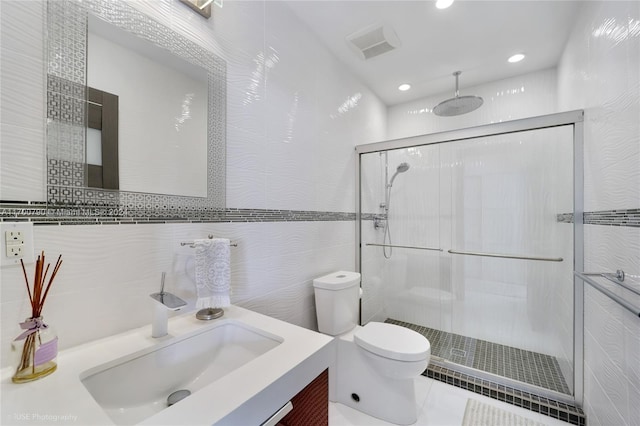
[448,249,563,262]
[365,243,443,252]
[574,271,640,318]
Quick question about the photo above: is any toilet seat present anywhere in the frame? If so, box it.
[354,322,430,362]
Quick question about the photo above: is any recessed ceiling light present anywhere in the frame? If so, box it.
[435,0,454,9]
[508,53,526,63]
[398,83,411,91]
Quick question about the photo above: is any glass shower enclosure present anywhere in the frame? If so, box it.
[356,111,584,404]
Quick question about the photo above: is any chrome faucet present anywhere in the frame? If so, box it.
[150,272,187,338]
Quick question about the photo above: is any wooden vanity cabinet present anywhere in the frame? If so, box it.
[276,369,328,426]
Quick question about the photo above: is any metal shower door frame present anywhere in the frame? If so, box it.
[354,110,585,406]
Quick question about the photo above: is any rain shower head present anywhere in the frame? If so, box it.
[433,71,483,117]
[389,162,410,187]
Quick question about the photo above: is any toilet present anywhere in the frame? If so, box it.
[313,271,431,425]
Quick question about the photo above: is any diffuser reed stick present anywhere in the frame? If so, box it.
[12,251,62,383]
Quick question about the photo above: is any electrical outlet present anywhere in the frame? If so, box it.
[1,222,35,267]
[5,230,24,245]
[7,245,24,257]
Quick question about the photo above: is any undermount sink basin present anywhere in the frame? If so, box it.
[79,319,283,425]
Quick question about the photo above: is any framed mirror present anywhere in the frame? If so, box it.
[46,0,225,213]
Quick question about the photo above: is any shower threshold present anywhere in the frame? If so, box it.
[386,318,586,425]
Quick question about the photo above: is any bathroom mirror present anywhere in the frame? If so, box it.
[87,15,208,197]
[46,0,226,210]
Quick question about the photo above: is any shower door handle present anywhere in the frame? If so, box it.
[448,249,563,262]
[365,243,443,252]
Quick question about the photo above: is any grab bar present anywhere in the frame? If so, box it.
[365,243,443,252]
[448,249,563,262]
[575,271,640,318]
[580,271,640,297]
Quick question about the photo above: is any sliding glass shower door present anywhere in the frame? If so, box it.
[358,114,580,400]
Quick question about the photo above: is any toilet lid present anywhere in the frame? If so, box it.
[354,322,430,362]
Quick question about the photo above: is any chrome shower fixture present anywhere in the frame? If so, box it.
[433,71,483,117]
[388,162,410,188]
[380,161,410,259]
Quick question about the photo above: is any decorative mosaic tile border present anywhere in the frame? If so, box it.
[584,209,640,227]
[426,364,586,426]
[0,202,356,225]
[557,209,640,227]
[2,202,637,231]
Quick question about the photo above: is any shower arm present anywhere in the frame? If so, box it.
[453,70,461,97]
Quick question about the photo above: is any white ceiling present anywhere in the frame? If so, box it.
[286,0,582,106]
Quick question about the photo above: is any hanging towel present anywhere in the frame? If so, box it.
[194,238,231,308]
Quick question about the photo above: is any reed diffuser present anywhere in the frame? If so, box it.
[11,251,63,383]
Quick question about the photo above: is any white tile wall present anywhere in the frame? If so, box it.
[0,0,46,201]
[0,0,385,368]
[0,221,356,367]
[580,225,640,425]
[558,1,640,213]
[557,1,640,424]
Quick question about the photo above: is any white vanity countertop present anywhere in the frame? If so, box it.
[1,305,334,425]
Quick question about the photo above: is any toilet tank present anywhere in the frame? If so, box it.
[313,271,361,336]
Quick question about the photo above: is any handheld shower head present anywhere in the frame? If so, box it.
[389,162,410,187]
[396,162,410,173]
[381,161,410,259]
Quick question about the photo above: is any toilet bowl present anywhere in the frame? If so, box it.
[355,322,431,379]
[313,271,431,425]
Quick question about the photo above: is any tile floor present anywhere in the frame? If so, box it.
[386,319,571,395]
[329,376,571,425]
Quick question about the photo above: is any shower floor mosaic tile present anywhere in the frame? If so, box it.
[385,319,585,425]
[385,318,571,394]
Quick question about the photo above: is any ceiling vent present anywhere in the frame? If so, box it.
[346,24,401,60]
